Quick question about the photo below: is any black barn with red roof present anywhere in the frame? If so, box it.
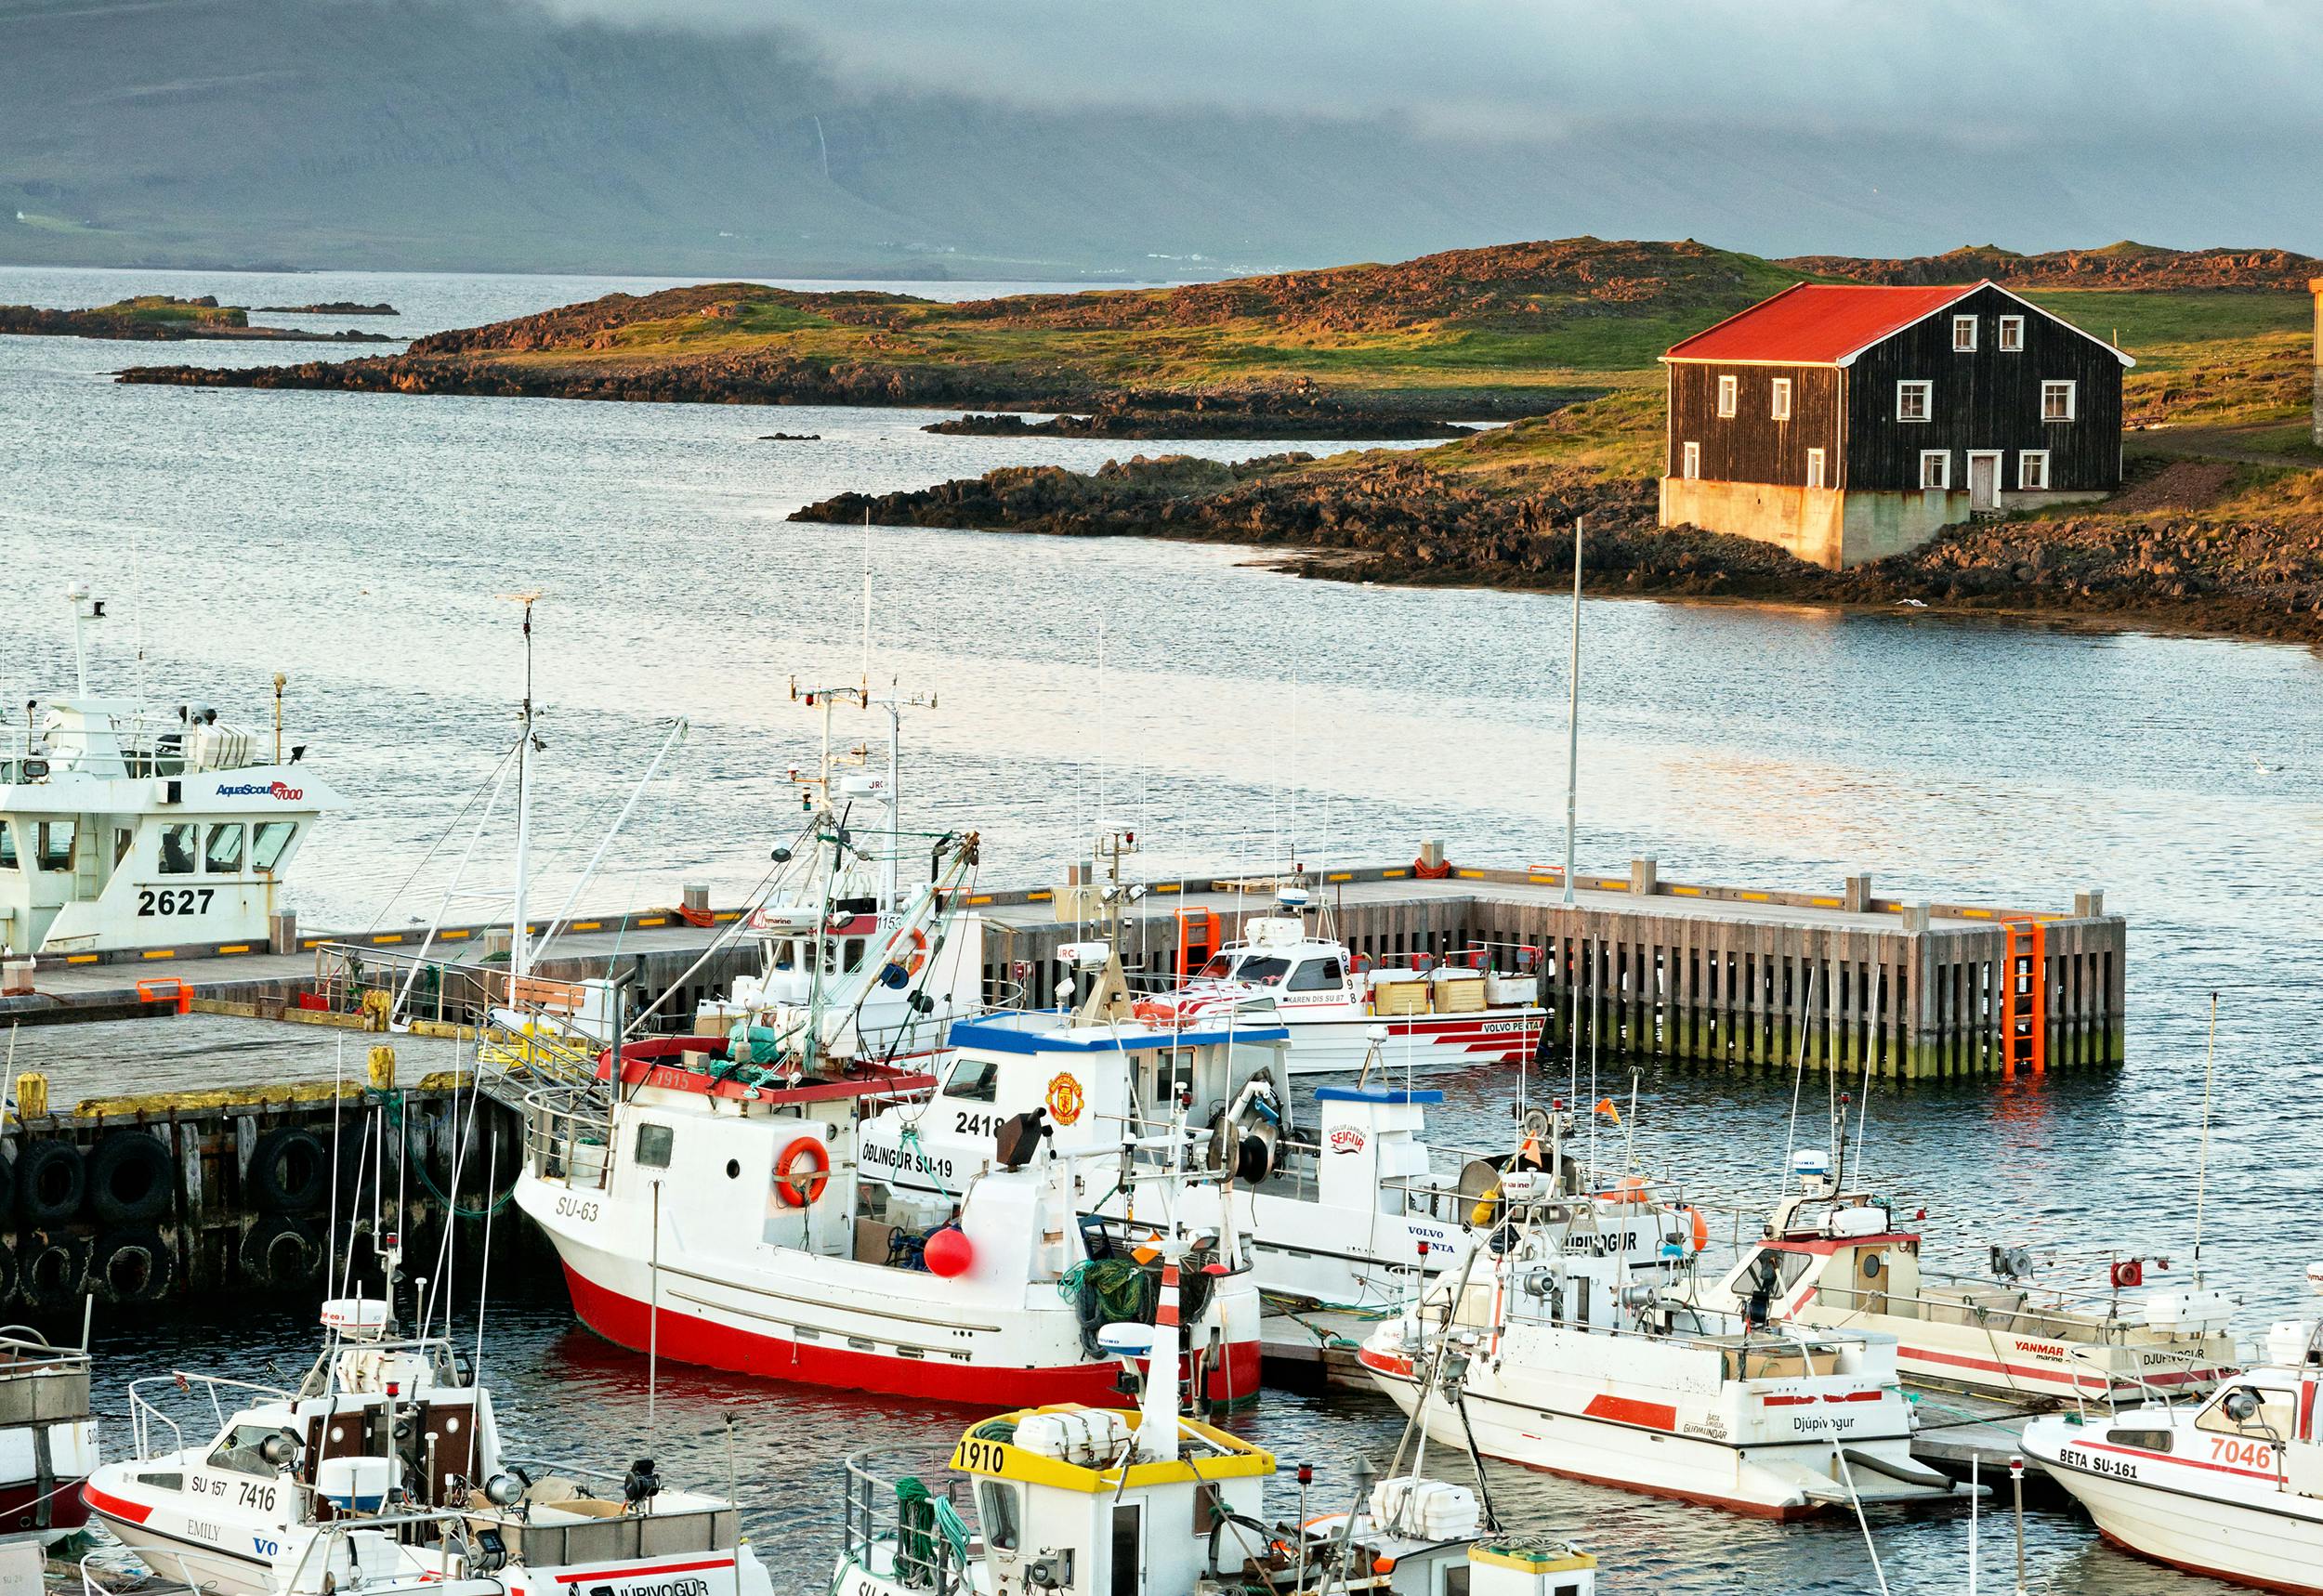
[1659,281,2131,569]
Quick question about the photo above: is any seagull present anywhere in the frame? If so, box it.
[2253,755,2283,778]
[1895,597,1928,608]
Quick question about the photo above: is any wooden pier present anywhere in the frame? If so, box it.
[0,850,2125,1079]
[971,851,2124,1079]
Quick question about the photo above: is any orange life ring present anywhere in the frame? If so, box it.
[774,1135,830,1207]
[1684,1205,1709,1252]
[899,926,929,977]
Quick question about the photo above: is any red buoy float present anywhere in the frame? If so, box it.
[924,1226,974,1277]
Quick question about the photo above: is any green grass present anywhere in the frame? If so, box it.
[100,295,247,328]
[2021,289,2309,357]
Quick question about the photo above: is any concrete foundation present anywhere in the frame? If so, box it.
[1661,477,2105,570]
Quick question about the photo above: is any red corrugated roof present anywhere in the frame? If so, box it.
[1664,282,1983,365]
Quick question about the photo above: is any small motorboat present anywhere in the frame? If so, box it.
[2025,1274,2323,1594]
[1693,1148,2238,1403]
[1359,1168,1968,1518]
[83,1297,774,1596]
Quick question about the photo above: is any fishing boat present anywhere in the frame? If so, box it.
[1693,1148,2239,1403]
[0,583,339,959]
[832,1248,1600,1596]
[515,822,1266,1409]
[1154,889,1543,1077]
[1358,1168,1965,1518]
[83,1296,774,1596]
[0,1323,97,1544]
[2025,1279,2323,1593]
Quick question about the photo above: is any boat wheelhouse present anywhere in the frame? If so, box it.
[0,1326,96,1545]
[1,589,336,957]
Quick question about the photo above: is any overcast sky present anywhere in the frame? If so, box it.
[537,0,2323,145]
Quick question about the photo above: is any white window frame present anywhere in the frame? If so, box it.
[1998,315,2025,352]
[1896,381,1932,423]
[1681,440,1701,479]
[2017,450,2051,491]
[2041,380,2078,422]
[1715,374,1738,418]
[1769,377,1791,421]
[1952,315,1977,351]
[1919,451,1951,491]
[1805,447,1826,490]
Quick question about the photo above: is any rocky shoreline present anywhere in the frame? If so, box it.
[791,453,2323,645]
[3,297,396,343]
[923,408,1476,440]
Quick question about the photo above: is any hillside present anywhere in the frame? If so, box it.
[1780,242,2323,292]
[115,237,1805,422]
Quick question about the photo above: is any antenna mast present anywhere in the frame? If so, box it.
[500,591,545,979]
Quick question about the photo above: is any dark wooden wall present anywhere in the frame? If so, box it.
[1665,362,1843,486]
[1843,283,2124,492]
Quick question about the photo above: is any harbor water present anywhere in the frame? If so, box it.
[7,265,2321,1594]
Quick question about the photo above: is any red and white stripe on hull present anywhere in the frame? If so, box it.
[1899,1341,2234,1398]
[1279,1012,1542,1075]
[561,1262,1128,1408]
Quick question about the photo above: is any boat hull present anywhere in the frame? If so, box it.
[1359,1344,1943,1520]
[2037,1450,2323,1594]
[1278,1010,1542,1076]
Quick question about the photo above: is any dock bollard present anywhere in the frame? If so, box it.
[369,1044,396,1091]
[13,1073,47,1119]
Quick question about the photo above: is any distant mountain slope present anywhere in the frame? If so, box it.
[1779,242,2323,291]
[7,0,2323,276]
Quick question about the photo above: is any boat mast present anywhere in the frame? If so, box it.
[67,582,94,697]
[1560,517,1583,907]
[504,591,544,980]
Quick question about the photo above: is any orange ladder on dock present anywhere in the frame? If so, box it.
[1999,919,2047,1074]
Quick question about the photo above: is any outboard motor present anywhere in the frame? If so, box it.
[622,1458,661,1509]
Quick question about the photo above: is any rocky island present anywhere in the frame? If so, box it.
[255,299,400,315]
[0,294,397,342]
[111,235,2323,641]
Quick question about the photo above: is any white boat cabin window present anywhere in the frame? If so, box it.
[1198,952,1238,979]
[1744,1248,1819,1296]
[2196,1383,2297,1442]
[207,1421,293,1478]
[978,1479,1020,1551]
[36,820,74,873]
[843,937,866,975]
[1284,958,1345,992]
[1236,955,1291,986]
[635,1122,675,1170]
[159,822,197,874]
[204,823,244,873]
[0,823,13,871]
[113,827,132,867]
[772,939,798,971]
[943,1055,1001,1103]
[252,820,297,872]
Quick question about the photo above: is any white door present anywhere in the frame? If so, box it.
[1968,451,2001,509]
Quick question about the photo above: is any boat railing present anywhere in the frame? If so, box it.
[128,1368,300,1459]
[522,1082,618,1190]
[312,941,505,1030]
[2058,1340,2230,1419]
[1801,1275,2175,1347]
[839,1449,979,1596]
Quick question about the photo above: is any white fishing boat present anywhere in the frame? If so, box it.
[515,825,1266,1410]
[84,1297,774,1596]
[1694,1148,2239,1403]
[1358,1170,1966,1518]
[0,1323,97,1544]
[1150,893,1544,1077]
[832,1249,1600,1596]
[2026,1278,2323,1593]
[1,584,339,959]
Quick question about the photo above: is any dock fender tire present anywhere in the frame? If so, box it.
[0,1144,16,1224]
[18,1231,87,1309]
[91,1229,174,1304]
[15,1140,85,1226]
[240,1215,322,1290]
[88,1131,175,1227]
[0,1241,20,1305]
[249,1128,330,1213]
